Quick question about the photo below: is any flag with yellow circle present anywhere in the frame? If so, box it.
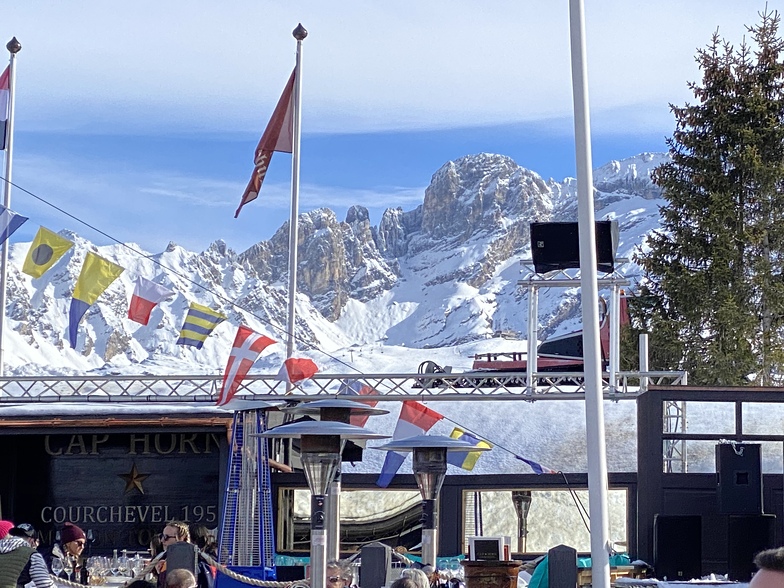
[22,227,74,278]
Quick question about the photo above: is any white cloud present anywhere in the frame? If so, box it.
[3,1,770,136]
[8,152,427,252]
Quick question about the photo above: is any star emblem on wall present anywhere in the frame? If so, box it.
[118,463,150,494]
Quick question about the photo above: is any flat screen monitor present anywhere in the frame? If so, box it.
[468,536,505,561]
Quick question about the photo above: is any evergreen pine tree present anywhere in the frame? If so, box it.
[633,10,784,386]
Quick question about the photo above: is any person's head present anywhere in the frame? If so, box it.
[326,560,350,588]
[165,569,196,588]
[400,568,430,588]
[149,534,164,557]
[60,522,86,557]
[390,578,418,588]
[161,521,190,551]
[0,520,14,539]
[188,524,213,551]
[751,548,784,588]
[9,523,38,548]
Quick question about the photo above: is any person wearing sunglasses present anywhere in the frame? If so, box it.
[326,561,351,588]
[0,523,54,588]
[155,521,214,588]
[45,522,88,584]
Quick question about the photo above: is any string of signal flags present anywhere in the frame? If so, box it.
[0,189,558,480]
[0,204,318,407]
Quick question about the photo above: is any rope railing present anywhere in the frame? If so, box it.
[50,552,310,588]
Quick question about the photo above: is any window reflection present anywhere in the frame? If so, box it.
[462,489,628,553]
[277,488,423,553]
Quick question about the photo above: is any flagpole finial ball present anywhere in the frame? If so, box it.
[7,37,21,54]
[293,24,308,41]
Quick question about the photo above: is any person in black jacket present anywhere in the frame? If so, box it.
[156,521,214,588]
[0,524,53,588]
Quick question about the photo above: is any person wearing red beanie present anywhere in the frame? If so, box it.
[45,522,88,584]
[0,520,14,539]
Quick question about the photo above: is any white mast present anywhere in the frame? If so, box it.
[568,3,611,588]
[286,24,307,361]
[0,37,21,377]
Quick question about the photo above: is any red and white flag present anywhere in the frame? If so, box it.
[377,401,444,487]
[128,276,175,325]
[216,325,276,406]
[0,66,9,151]
[338,379,380,427]
[235,69,296,218]
[276,357,318,384]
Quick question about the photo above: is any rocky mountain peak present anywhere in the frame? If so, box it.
[420,153,553,244]
[3,152,667,374]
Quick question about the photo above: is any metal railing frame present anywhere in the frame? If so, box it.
[0,370,687,403]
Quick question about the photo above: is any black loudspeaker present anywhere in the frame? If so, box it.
[654,515,702,581]
[359,542,392,588]
[530,220,619,274]
[165,541,200,577]
[716,443,762,515]
[728,515,776,582]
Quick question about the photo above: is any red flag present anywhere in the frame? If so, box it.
[128,276,175,325]
[277,357,318,384]
[338,379,380,427]
[216,325,276,406]
[0,66,9,151]
[235,69,296,218]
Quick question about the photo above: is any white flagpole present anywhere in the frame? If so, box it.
[0,38,21,378]
[286,24,307,362]
[568,3,611,588]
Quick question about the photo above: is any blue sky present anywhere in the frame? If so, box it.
[2,1,772,253]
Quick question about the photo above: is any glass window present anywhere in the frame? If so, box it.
[462,488,628,554]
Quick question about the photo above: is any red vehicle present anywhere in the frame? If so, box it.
[417,296,629,387]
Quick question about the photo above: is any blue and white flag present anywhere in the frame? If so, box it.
[0,204,27,244]
[516,455,557,475]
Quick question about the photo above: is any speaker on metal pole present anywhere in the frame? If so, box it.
[653,514,702,581]
[716,443,762,515]
[530,220,619,274]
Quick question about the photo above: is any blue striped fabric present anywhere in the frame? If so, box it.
[176,302,227,349]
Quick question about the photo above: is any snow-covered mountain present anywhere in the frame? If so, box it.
[11,149,771,480]
[4,151,668,377]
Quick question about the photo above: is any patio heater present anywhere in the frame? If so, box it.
[219,399,280,570]
[281,399,389,561]
[259,420,388,588]
[512,490,533,554]
[375,434,490,568]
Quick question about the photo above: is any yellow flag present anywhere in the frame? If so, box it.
[448,427,492,471]
[72,252,124,305]
[22,227,74,278]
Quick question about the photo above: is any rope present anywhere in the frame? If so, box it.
[199,552,309,588]
[50,551,311,588]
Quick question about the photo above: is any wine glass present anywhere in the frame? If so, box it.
[63,555,74,582]
[51,557,64,578]
[117,552,128,578]
[448,558,461,580]
[131,553,144,578]
[437,559,448,586]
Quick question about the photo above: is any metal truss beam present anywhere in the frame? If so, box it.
[0,370,687,403]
